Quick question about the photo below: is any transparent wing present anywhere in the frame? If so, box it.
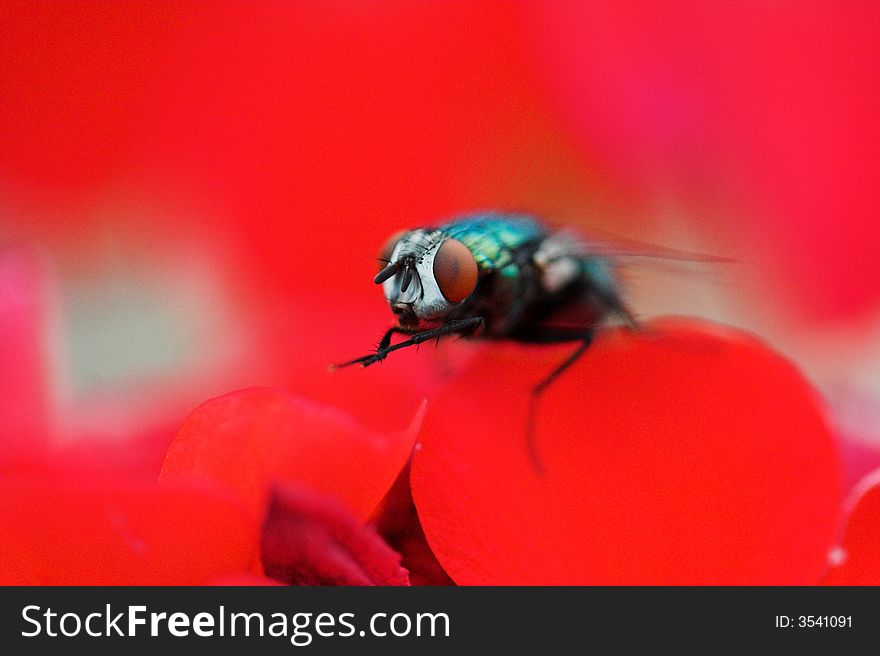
[545,225,733,265]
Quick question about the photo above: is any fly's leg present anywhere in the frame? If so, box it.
[519,327,596,476]
[331,317,484,369]
[329,325,399,369]
[376,326,404,351]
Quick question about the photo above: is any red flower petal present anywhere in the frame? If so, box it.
[411,319,841,584]
[261,484,409,586]
[0,477,258,585]
[371,461,454,586]
[823,468,880,585]
[159,387,422,522]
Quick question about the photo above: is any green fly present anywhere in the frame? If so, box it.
[334,211,641,472]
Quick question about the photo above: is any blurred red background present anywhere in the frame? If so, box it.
[1,1,878,493]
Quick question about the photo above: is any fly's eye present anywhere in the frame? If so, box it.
[378,230,407,272]
[433,238,477,302]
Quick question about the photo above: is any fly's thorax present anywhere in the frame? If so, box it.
[380,229,478,327]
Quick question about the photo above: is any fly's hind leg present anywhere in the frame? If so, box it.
[516,327,596,476]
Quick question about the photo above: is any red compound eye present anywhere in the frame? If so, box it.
[433,238,477,302]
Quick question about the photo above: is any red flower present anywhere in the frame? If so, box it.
[823,469,880,585]
[409,319,841,584]
[158,387,422,523]
[153,319,845,585]
[1,2,876,586]
[0,254,867,584]
[157,386,429,585]
[261,483,409,586]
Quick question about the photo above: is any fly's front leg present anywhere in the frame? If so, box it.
[330,326,398,370]
[332,317,484,369]
[365,326,408,366]
[376,326,405,351]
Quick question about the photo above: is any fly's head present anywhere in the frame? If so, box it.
[374,229,478,329]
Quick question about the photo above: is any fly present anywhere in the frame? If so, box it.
[334,211,654,473]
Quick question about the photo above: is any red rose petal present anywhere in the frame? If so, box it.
[823,468,880,585]
[411,319,841,584]
[261,484,409,586]
[0,477,258,585]
[159,387,422,522]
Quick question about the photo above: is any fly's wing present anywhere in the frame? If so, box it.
[540,226,733,266]
[530,230,624,331]
[532,227,731,331]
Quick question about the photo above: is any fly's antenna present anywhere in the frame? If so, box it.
[374,254,424,296]
[374,261,402,284]
[400,262,414,292]
[396,256,424,295]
